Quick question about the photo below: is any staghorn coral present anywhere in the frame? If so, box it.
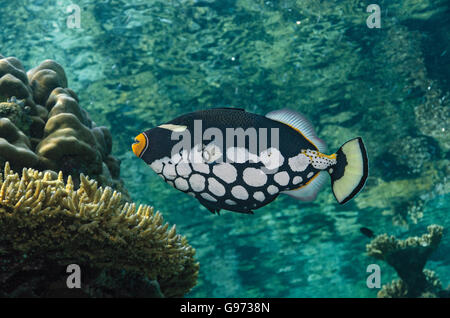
[0,162,199,297]
[377,269,443,298]
[367,225,445,297]
[0,55,128,199]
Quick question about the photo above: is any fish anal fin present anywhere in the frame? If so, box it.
[199,202,220,215]
[281,171,327,201]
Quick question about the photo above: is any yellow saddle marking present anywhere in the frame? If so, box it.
[301,149,336,161]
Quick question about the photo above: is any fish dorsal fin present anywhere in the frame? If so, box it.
[266,109,327,153]
[281,171,328,201]
[214,107,245,111]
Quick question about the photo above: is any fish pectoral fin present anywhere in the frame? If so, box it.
[266,109,327,153]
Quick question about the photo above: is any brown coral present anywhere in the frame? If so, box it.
[0,56,37,115]
[367,225,444,297]
[27,59,69,106]
[0,162,199,297]
[0,55,127,198]
[0,118,38,168]
[377,269,443,298]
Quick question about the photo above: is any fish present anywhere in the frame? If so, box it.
[132,108,368,215]
[360,227,375,238]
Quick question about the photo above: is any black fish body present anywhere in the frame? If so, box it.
[132,108,368,214]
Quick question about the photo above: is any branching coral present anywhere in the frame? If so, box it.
[367,225,446,298]
[0,162,199,297]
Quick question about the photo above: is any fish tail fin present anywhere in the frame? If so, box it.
[329,137,368,204]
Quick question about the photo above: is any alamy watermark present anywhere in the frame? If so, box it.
[67,4,81,29]
[167,120,282,173]
[366,264,381,289]
[65,3,381,30]
[66,264,81,289]
[366,4,381,29]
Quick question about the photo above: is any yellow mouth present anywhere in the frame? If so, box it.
[132,133,147,158]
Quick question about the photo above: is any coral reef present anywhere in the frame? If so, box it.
[0,56,37,114]
[378,26,449,152]
[355,159,449,226]
[0,55,127,198]
[0,162,199,297]
[367,225,448,298]
[1,0,448,298]
[384,135,439,177]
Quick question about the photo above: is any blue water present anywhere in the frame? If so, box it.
[1,0,449,297]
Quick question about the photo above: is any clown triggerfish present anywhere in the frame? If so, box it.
[132,108,368,215]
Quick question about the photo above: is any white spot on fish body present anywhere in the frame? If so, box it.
[243,168,267,187]
[267,185,279,195]
[260,147,284,170]
[293,176,302,185]
[189,174,206,192]
[253,191,265,202]
[174,178,189,191]
[231,185,249,200]
[225,199,237,205]
[203,142,222,163]
[274,171,290,186]
[212,163,237,183]
[158,124,187,132]
[162,164,177,180]
[208,177,226,197]
[307,172,314,178]
[288,154,310,172]
[171,153,182,164]
[192,162,210,174]
[150,160,163,174]
[176,162,192,178]
[201,192,217,202]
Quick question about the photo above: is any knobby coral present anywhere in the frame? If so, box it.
[0,55,127,199]
[0,162,199,297]
[366,225,448,298]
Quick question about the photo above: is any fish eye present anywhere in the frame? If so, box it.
[132,133,148,158]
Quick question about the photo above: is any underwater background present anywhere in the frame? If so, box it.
[0,0,449,297]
